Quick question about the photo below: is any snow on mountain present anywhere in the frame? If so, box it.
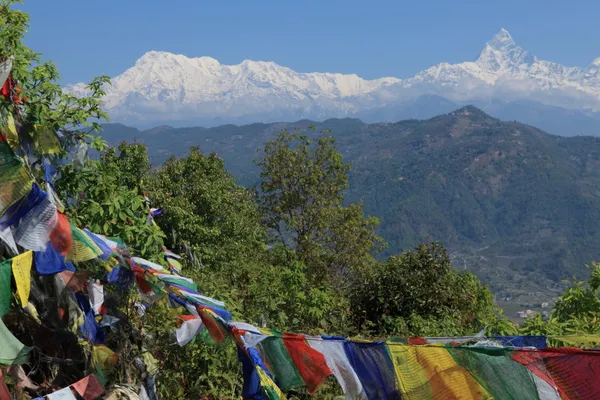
[66,29,600,128]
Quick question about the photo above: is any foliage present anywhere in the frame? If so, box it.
[521,262,600,343]
[243,244,352,334]
[142,299,243,399]
[145,147,265,272]
[352,241,516,336]
[257,128,383,288]
[55,144,165,259]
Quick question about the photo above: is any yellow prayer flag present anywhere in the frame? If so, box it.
[93,345,118,371]
[11,251,32,307]
[5,113,19,150]
[34,124,61,155]
[256,366,286,400]
[387,344,491,400]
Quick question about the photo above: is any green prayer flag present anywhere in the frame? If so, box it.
[260,336,304,390]
[447,346,539,400]
[0,259,11,317]
[0,317,31,365]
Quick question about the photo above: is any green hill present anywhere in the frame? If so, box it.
[100,107,600,305]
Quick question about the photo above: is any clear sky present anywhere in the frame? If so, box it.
[17,0,600,85]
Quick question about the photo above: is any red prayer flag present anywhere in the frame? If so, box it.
[0,369,11,400]
[58,270,91,293]
[198,307,228,344]
[71,374,105,399]
[283,333,332,395]
[50,212,73,255]
[408,336,428,345]
[513,348,600,400]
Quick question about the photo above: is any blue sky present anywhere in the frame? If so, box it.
[18,0,600,85]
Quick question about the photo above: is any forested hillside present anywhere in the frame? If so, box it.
[101,108,600,302]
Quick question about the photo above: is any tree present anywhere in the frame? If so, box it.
[145,147,266,275]
[352,241,515,336]
[257,128,383,288]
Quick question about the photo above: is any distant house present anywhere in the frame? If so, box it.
[517,309,538,319]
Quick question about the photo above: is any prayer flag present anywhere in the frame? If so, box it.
[0,259,11,316]
[71,374,105,400]
[11,250,33,307]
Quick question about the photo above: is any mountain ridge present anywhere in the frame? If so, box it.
[67,29,600,135]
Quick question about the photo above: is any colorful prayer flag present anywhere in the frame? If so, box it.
[11,250,32,307]
[176,315,204,346]
[343,341,400,399]
[71,374,105,400]
[47,387,77,400]
[0,259,11,316]
[309,337,367,400]
[0,369,10,400]
[282,333,331,395]
[0,317,31,364]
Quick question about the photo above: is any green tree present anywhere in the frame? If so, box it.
[353,241,515,336]
[145,147,266,272]
[257,128,383,288]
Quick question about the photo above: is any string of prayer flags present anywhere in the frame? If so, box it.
[163,248,182,273]
[132,256,167,272]
[260,335,304,390]
[83,229,113,260]
[12,190,58,252]
[388,343,490,399]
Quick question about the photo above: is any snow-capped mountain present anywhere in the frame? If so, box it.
[66,29,600,134]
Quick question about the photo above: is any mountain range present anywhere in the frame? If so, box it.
[67,29,600,136]
[99,107,600,306]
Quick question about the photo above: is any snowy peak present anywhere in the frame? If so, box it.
[476,29,533,71]
[487,28,516,51]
